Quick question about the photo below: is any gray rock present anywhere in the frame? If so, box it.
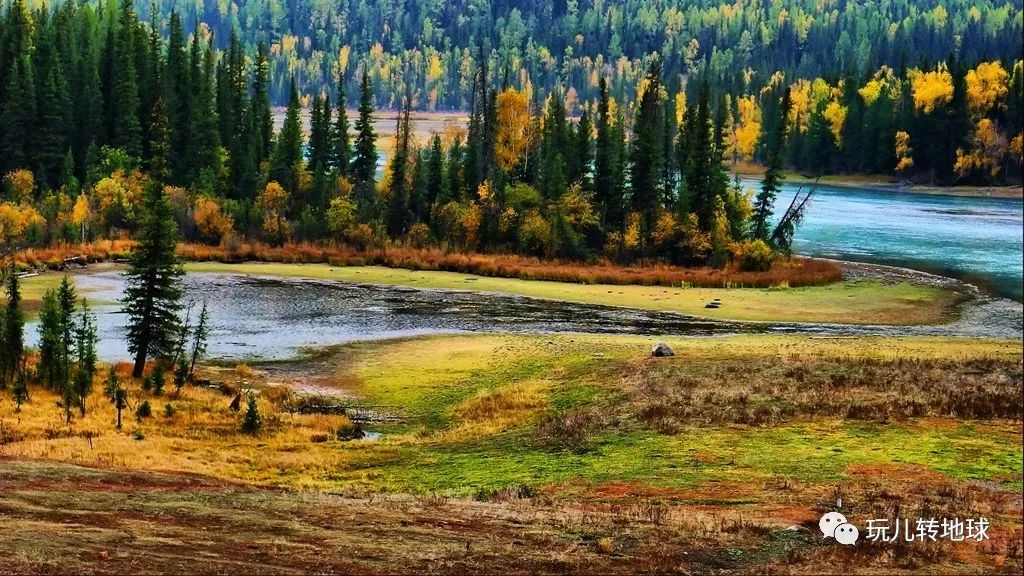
[651,342,675,357]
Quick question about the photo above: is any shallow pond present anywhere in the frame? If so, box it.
[27,271,1022,363]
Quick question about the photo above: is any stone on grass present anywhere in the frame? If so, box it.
[651,342,675,357]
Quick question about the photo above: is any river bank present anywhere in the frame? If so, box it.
[733,163,1023,199]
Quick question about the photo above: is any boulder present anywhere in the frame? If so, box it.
[704,302,720,309]
[651,342,675,357]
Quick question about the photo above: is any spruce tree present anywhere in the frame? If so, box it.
[540,90,570,200]
[241,391,262,433]
[685,83,716,230]
[594,77,615,227]
[752,87,791,242]
[426,134,444,212]
[386,101,412,238]
[188,300,209,378]
[3,262,24,387]
[251,41,273,168]
[148,98,171,183]
[629,60,664,250]
[0,57,36,171]
[73,300,97,416]
[188,46,220,191]
[109,0,142,157]
[164,11,191,183]
[351,70,378,217]
[332,75,352,178]
[269,76,303,194]
[572,108,593,187]
[122,180,184,378]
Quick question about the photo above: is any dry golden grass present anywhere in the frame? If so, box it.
[177,241,843,288]
[0,365,364,489]
[445,379,551,440]
[15,240,842,288]
[14,240,134,270]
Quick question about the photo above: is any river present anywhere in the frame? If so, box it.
[760,180,1024,301]
[27,270,1022,363]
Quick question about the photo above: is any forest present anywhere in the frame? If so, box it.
[0,0,1022,272]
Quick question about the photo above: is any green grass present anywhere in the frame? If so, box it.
[308,333,1024,496]
[184,261,957,325]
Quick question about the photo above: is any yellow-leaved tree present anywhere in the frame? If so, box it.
[494,88,532,173]
[965,61,1009,117]
[955,119,1008,180]
[256,182,291,245]
[909,64,954,114]
[732,95,761,162]
[895,131,914,173]
[193,196,235,245]
[71,193,91,243]
[0,201,45,247]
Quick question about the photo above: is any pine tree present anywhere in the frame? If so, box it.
[0,56,36,171]
[241,391,262,433]
[752,87,791,242]
[269,76,303,194]
[309,93,330,175]
[187,46,220,191]
[426,134,444,213]
[629,60,664,250]
[685,83,716,230]
[12,370,28,411]
[351,70,378,217]
[34,30,72,187]
[332,74,351,178]
[572,108,593,187]
[540,90,570,200]
[386,101,413,238]
[122,180,184,378]
[251,41,273,168]
[594,77,615,227]
[148,97,171,183]
[188,300,209,378]
[73,300,97,416]
[164,11,191,183]
[36,289,64,390]
[103,365,119,402]
[3,262,24,387]
[109,0,142,157]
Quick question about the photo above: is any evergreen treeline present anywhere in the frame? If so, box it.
[0,0,1022,271]
[118,0,1023,114]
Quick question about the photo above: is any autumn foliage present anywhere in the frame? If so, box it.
[175,241,843,288]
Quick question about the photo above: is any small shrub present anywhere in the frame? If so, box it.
[405,223,432,249]
[596,537,614,554]
[163,403,176,417]
[733,239,774,272]
[241,392,262,434]
[135,400,152,420]
[151,366,166,396]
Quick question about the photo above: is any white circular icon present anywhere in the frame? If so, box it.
[819,511,847,538]
[834,522,860,545]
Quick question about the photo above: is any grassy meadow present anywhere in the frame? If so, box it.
[1,333,1021,573]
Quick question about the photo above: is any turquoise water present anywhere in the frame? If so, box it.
[756,181,1024,301]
